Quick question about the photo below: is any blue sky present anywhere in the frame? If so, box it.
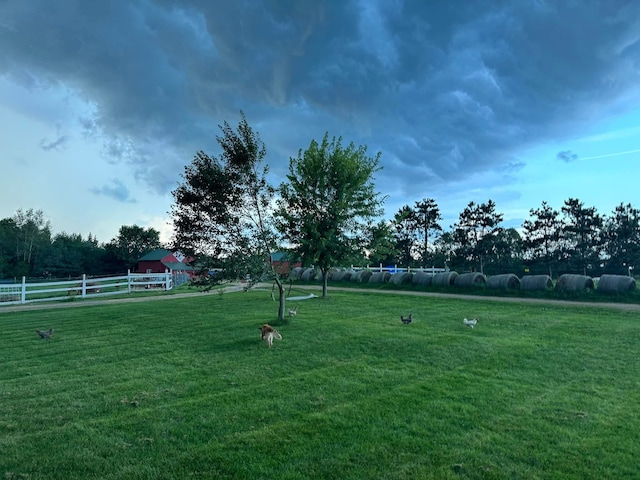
[1,0,639,244]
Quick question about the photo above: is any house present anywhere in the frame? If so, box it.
[271,251,302,277]
[134,249,196,277]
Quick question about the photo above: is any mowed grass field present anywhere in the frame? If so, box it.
[1,289,639,479]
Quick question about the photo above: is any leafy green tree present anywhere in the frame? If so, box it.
[433,231,457,270]
[103,225,162,273]
[483,227,523,274]
[561,198,603,275]
[12,209,51,277]
[522,201,562,277]
[276,133,385,298]
[392,205,417,266]
[452,200,503,274]
[171,112,287,320]
[603,203,640,274]
[365,220,398,266]
[0,218,19,278]
[412,198,443,266]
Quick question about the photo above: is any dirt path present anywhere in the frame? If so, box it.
[2,282,640,314]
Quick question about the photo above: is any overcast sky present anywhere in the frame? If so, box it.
[1,0,640,244]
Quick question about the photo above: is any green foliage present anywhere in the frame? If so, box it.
[276,133,385,296]
[170,112,286,318]
[561,198,604,275]
[522,201,562,277]
[452,200,504,274]
[1,292,639,478]
[171,112,279,279]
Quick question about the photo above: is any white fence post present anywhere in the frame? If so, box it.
[82,274,87,298]
[165,269,171,291]
[127,270,132,294]
[21,276,26,304]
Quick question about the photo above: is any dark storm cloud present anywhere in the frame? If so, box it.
[89,179,136,204]
[1,0,639,199]
[40,135,68,151]
[557,150,579,163]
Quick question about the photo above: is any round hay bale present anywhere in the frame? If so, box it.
[412,271,433,286]
[487,273,521,290]
[520,275,553,291]
[454,272,487,288]
[389,272,413,285]
[290,267,305,280]
[556,274,594,292]
[368,272,391,284]
[351,270,373,283]
[331,270,352,282]
[431,271,458,287]
[300,268,317,281]
[597,274,636,293]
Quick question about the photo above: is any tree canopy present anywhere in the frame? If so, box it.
[276,133,385,297]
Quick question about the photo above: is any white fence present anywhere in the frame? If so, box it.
[350,264,447,274]
[0,270,174,306]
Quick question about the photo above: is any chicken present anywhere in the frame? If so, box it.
[401,314,413,325]
[36,328,54,339]
[463,317,478,328]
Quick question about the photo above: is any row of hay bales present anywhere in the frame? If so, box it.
[290,267,636,293]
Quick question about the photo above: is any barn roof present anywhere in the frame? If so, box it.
[138,248,172,261]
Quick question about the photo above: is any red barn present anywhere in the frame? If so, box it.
[134,249,196,276]
[271,251,302,277]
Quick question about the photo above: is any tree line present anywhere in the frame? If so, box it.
[4,114,639,293]
[378,197,639,278]
[0,210,163,280]
[169,113,639,320]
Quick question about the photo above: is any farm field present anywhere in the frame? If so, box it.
[1,289,639,479]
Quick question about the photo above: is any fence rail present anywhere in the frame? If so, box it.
[0,270,175,306]
[350,264,447,274]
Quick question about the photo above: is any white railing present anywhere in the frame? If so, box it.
[350,264,447,274]
[0,269,174,306]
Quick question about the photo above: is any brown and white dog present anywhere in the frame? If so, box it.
[259,324,282,347]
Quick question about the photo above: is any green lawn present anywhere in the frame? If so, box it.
[1,289,639,479]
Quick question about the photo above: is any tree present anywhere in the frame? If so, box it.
[561,198,603,275]
[522,201,562,277]
[12,209,51,277]
[603,203,640,274]
[484,227,523,274]
[365,220,398,266]
[392,205,417,266]
[171,112,287,320]
[452,200,503,274]
[412,198,443,266]
[276,133,385,298]
[103,225,162,273]
[44,232,104,278]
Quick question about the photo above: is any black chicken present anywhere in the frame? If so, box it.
[36,328,54,339]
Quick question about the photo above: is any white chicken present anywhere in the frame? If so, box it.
[463,317,478,328]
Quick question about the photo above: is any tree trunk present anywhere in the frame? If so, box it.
[322,269,328,298]
[274,275,285,321]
